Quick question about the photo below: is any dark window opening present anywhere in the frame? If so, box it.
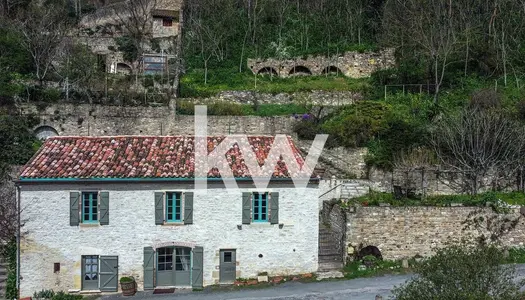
[224,252,232,263]
[54,263,60,273]
[163,18,173,27]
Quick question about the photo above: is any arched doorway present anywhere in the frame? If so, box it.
[34,125,59,140]
[257,67,278,76]
[289,66,312,76]
[156,246,192,287]
[322,66,343,76]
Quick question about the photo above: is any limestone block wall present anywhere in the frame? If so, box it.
[345,206,525,260]
[19,183,319,297]
[248,48,395,78]
[185,90,363,106]
[22,104,296,137]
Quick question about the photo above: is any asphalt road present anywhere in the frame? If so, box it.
[102,264,525,300]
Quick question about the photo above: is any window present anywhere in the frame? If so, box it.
[175,248,191,271]
[157,247,173,271]
[163,18,173,27]
[166,192,182,223]
[252,192,268,222]
[223,251,232,263]
[82,192,98,223]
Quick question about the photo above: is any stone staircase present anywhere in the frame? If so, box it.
[318,224,344,275]
[0,256,7,299]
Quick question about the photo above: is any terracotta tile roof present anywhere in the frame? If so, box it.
[19,136,310,180]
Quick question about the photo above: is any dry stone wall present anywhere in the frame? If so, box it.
[22,104,296,137]
[248,48,395,78]
[184,90,362,106]
[344,206,525,260]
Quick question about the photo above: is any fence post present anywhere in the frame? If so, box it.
[384,85,387,101]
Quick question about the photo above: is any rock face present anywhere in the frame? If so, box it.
[248,48,396,78]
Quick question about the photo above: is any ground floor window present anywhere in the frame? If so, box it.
[82,255,99,290]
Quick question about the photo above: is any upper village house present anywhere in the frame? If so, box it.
[16,136,319,296]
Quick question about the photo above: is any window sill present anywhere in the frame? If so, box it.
[248,223,272,227]
[79,290,101,294]
[79,223,100,227]
[162,222,185,226]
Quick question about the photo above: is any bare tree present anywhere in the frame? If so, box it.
[382,0,460,104]
[113,0,156,64]
[17,1,66,86]
[431,108,525,194]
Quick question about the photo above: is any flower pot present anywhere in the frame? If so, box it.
[120,280,136,296]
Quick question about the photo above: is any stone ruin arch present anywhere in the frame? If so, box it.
[34,125,59,140]
[116,63,132,75]
[257,67,279,76]
[289,66,312,76]
[322,66,343,76]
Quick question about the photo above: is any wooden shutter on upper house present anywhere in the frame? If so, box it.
[155,192,164,225]
[242,192,252,224]
[99,192,109,225]
[70,192,80,226]
[184,192,194,224]
[270,192,279,224]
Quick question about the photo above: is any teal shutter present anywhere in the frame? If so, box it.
[99,192,109,225]
[155,192,164,225]
[70,192,80,226]
[184,192,194,224]
[99,256,118,292]
[270,192,279,224]
[143,247,155,290]
[242,192,252,224]
[192,247,203,288]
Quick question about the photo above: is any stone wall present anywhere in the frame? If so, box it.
[19,183,319,296]
[184,90,362,106]
[248,48,395,78]
[344,206,525,260]
[22,104,296,137]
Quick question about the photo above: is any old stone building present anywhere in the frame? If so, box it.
[17,135,319,296]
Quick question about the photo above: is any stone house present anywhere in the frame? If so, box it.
[16,135,319,296]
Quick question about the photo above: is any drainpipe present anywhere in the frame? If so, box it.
[16,185,21,299]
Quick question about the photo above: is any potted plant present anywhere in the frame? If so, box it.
[120,276,136,296]
[257,272,268,282]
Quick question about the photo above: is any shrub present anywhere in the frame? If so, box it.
[469,88,502,110]
[120,276,134,283]
[391,242,523,300]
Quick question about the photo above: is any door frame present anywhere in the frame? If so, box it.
[219,249,237,284]
[155,246,193,288]
[81,255,99,291]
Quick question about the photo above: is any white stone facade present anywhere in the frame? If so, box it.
[19,182,319,297]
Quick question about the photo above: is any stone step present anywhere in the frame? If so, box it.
[318,261,344,271]
[0,269,6,276]
[316,270,344,280]
[319,246,337,253]
[0,275,7,283]
[319,255,342,263]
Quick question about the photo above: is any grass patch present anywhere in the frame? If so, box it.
[343,259,410,279]
[179,68,371,98]
[345,191,525,208]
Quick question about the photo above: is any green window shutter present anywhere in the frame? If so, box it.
[270,192,279,224]
[192,246,204,288]
[70,192,80,226]
[184,192,194,224]
[99,192,109,225]
[143,247,155,290]
[155,192,164,225]
[242,192,252,224]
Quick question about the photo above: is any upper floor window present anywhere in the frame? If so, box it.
[82,192,98,223]
[252,192,268,222]
[166,192,182,223]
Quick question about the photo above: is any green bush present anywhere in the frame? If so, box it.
[391,242,523,300]
[119,276,134,283]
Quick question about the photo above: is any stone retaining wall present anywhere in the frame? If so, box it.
[344,206,525,260]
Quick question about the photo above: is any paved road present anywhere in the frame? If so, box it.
[102,264,525,300]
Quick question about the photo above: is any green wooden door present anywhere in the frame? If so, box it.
[219,249,236,284]
[99,256,118,292]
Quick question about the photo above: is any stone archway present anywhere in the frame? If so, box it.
[289,66,312,76]
[34,125,59,140]
[257,67,278,76]
[116,63,132,75]
[322,66,343,76]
